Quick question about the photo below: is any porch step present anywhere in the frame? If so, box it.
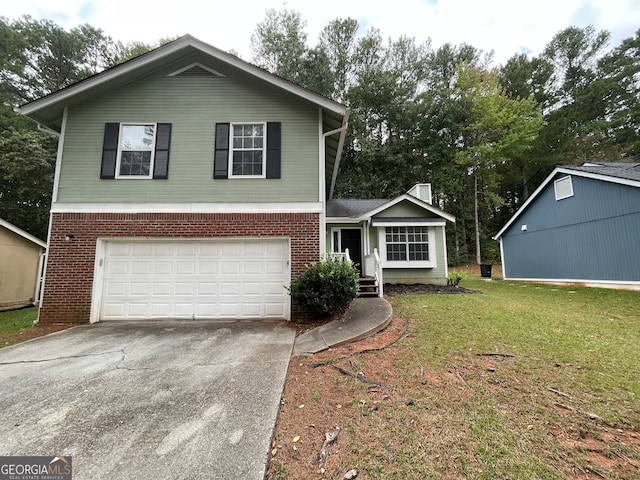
[358,276,379,298]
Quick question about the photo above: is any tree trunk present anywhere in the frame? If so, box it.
[474,169,481,265]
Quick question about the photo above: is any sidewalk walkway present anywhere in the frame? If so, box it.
[292,297,392,356]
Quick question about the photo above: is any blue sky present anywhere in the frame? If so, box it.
[4,0,639,66]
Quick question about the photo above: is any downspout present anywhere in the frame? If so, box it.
[499,237,506,279]
[319,108,350,256]
[36,107,68,323]
[328,108,350,200]
[37,124,61,137]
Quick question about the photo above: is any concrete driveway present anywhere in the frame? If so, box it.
[0,320,295,479]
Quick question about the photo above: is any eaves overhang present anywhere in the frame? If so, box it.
[18,34,348,131]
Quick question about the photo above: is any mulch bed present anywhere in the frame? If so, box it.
[383,283,477,295]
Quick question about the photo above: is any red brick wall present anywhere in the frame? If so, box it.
[39,212,320,324]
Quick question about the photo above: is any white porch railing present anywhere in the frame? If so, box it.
[324,248,352,263]
[373,248,383,297]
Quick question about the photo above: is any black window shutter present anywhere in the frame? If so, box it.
[266,121,281,179]
[100,123,120,179]
[214,123,230,179]
[153,123,172,179]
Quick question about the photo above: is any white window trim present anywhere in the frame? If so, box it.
[378,225,437,268]
[115,122,157,179]
[329,226,363,254]
[228,122,267,179]
[554,175,574,200]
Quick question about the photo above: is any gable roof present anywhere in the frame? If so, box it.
[0,219,47,249]
[562,162,640,182]
[17,35,349,199]
[327,194,455,223]
[326,199,388,217]
[493,162,640,240]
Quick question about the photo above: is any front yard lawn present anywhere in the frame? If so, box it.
[0,307,70,347]
[268,276,640,479]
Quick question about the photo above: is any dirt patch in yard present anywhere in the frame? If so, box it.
[267,293,640,479]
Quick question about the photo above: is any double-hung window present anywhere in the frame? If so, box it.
[230,123,266,177]
[116,124,156,178]
[378,225,436,267]
[386,226,430,261]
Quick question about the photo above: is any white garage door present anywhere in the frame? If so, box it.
[98,239,289,320]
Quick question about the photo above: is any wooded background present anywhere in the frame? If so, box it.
[1,11,638,264]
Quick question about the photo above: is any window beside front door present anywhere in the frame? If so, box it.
[386,226,429,261]
[380,225,436,268]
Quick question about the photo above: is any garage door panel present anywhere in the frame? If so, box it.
[176,262,195,275]
[198,282,217,295]
[264,303,285,317]
[198,261,217,274]
[242,303,262,316]
[220,282,239,295]
[266,261,286,274]
[175,282,195,296]
[103,303,125,317]
[100,239,289,320]
[195,305,216,317]
[152,282,172,295]
[243,282,263,295]
[133,243,153,255]
[221,262,240,275]
[129,282,150,296]
[154,243,175,255]
[243,262,263,274]
[265,282,286,295]
[105,282,127,296]
[154,262,173,274]
[108,243,130,256]
[131,261,151,275]
[107,261,128,275]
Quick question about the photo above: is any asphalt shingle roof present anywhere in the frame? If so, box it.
[563,162,640,183]
[326,199,388,218]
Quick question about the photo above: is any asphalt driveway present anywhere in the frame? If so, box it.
[0,320,295,479]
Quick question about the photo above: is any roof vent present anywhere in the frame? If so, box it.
[168,63,224,78]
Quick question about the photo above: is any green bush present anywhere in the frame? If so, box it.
[288,258,359,318]
[447,271,466,286]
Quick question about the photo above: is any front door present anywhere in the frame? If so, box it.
[340,229,363,275]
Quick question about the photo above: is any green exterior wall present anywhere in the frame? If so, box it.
[326,221,449,284]
[58,66,320,203]
[381,225,448,285]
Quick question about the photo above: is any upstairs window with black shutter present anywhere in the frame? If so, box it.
[100,122,172,179]
[213,122,281,179]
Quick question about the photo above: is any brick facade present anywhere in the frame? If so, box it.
[40,212,320,324]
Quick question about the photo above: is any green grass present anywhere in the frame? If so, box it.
[0,307,38,336]
[336,276,640,479]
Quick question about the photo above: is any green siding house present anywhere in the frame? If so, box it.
[19,36,454,324]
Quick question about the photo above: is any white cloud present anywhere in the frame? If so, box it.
[3,0,639,66]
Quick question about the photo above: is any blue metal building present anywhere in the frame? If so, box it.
[494,162,640,289]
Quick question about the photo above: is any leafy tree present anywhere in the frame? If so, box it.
[0,127,55,239]
[318,18,360,100]
[0,16,122,103]
[455,65,542,263]
[0,16,146,239]
[250,8,308,84]
[537,26,611,164]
